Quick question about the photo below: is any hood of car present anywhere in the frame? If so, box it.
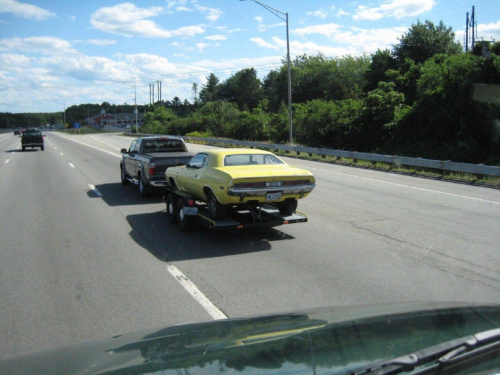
[1,302,499,375]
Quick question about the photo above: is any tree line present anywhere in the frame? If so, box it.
[142,20,500,165]
[2,20,499,165]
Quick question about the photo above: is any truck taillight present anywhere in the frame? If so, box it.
[148,162,156,176]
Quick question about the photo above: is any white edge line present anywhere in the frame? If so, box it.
[91,135,123,151]
[167,264,227,320]
[50,133,121,158]
[305,166,500,206]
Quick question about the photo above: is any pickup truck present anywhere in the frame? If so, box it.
[120,136,193,197]
[21,128,44,151]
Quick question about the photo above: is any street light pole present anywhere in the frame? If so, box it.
[134,84,138,133]
[242,0,293,144]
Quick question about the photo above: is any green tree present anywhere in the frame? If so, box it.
[219,68,262,111]
[365,49,398,92]
[199,73,220,103]
[294,99,363,149]
[199,101,240,137]
[141,106,177,134]
[392,53,500,163]
[393,20,462,65]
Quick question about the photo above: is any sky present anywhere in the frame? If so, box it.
[0,0,499,114]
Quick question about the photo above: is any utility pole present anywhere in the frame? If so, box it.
[471,6,476,51]
[466,11,469,52]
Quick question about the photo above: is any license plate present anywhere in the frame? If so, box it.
[183,207,198,216]
[266,192,282,201]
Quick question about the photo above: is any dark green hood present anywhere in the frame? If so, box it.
[1,302,499,375]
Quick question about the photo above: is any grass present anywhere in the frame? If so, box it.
[54,126,104,135]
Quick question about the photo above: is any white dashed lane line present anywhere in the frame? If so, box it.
[88,184,103,197]
[166,265,227,320]
[68,163,75,168]
[4,159,9,164]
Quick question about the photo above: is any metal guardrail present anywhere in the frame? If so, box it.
[124,133,500,177]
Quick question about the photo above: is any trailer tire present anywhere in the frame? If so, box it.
[166,194,177,224]
[278,199,298,215]
[207,191,227,220]
[177,198,193,232]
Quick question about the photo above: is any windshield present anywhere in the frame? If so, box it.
[0,1,499,374]
[143,139,185,153]
[224,153,284,166]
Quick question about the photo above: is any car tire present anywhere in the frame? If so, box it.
[278,199,298,215]
[22,146,25,151]
[166,194,177,224]
[207,191,227,220]
[139,174,150,197]
[177,198,192,231]
[120,165,130,185]
[41,146,44,151]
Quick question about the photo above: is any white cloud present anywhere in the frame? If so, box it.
[195,4,223,23]
[90,3,205,39]
[336,9,350,18]
[251,37,280,50]
[88,39,116,46]
[91,3,169,37]
[255,16,263,23]
[293,23,343,39]
[0,36,76,55]
[0,0,55,20]
[257,21,286,33]
[196,42,210,51]
[354,0,435,21]
[205,35,227,41]
[477,20,500,40]
[307,9,328,19]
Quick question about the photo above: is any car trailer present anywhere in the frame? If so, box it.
[164,188,308,231]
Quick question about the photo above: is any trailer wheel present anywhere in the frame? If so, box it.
[207,191,227,220]
[177,198,192,231]
[166,194,177,224]
[278,199,298,215]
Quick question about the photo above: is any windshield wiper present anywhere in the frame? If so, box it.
[338,328,500,375]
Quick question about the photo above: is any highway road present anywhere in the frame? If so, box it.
[1,131,499,360]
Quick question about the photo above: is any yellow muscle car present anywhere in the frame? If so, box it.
[165,148,315,219]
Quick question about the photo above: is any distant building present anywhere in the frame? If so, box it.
[87,112,145,128]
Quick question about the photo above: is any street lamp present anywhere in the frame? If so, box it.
[241,0,293,144]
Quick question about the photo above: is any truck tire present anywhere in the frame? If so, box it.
[278,199,298,215]
[139,174,150,197]
[166,194,177,224]
[207,191,227,220]
[120,165,130,185]
[177,198,192,231]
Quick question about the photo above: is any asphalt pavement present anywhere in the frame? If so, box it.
[0,131,499,360]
